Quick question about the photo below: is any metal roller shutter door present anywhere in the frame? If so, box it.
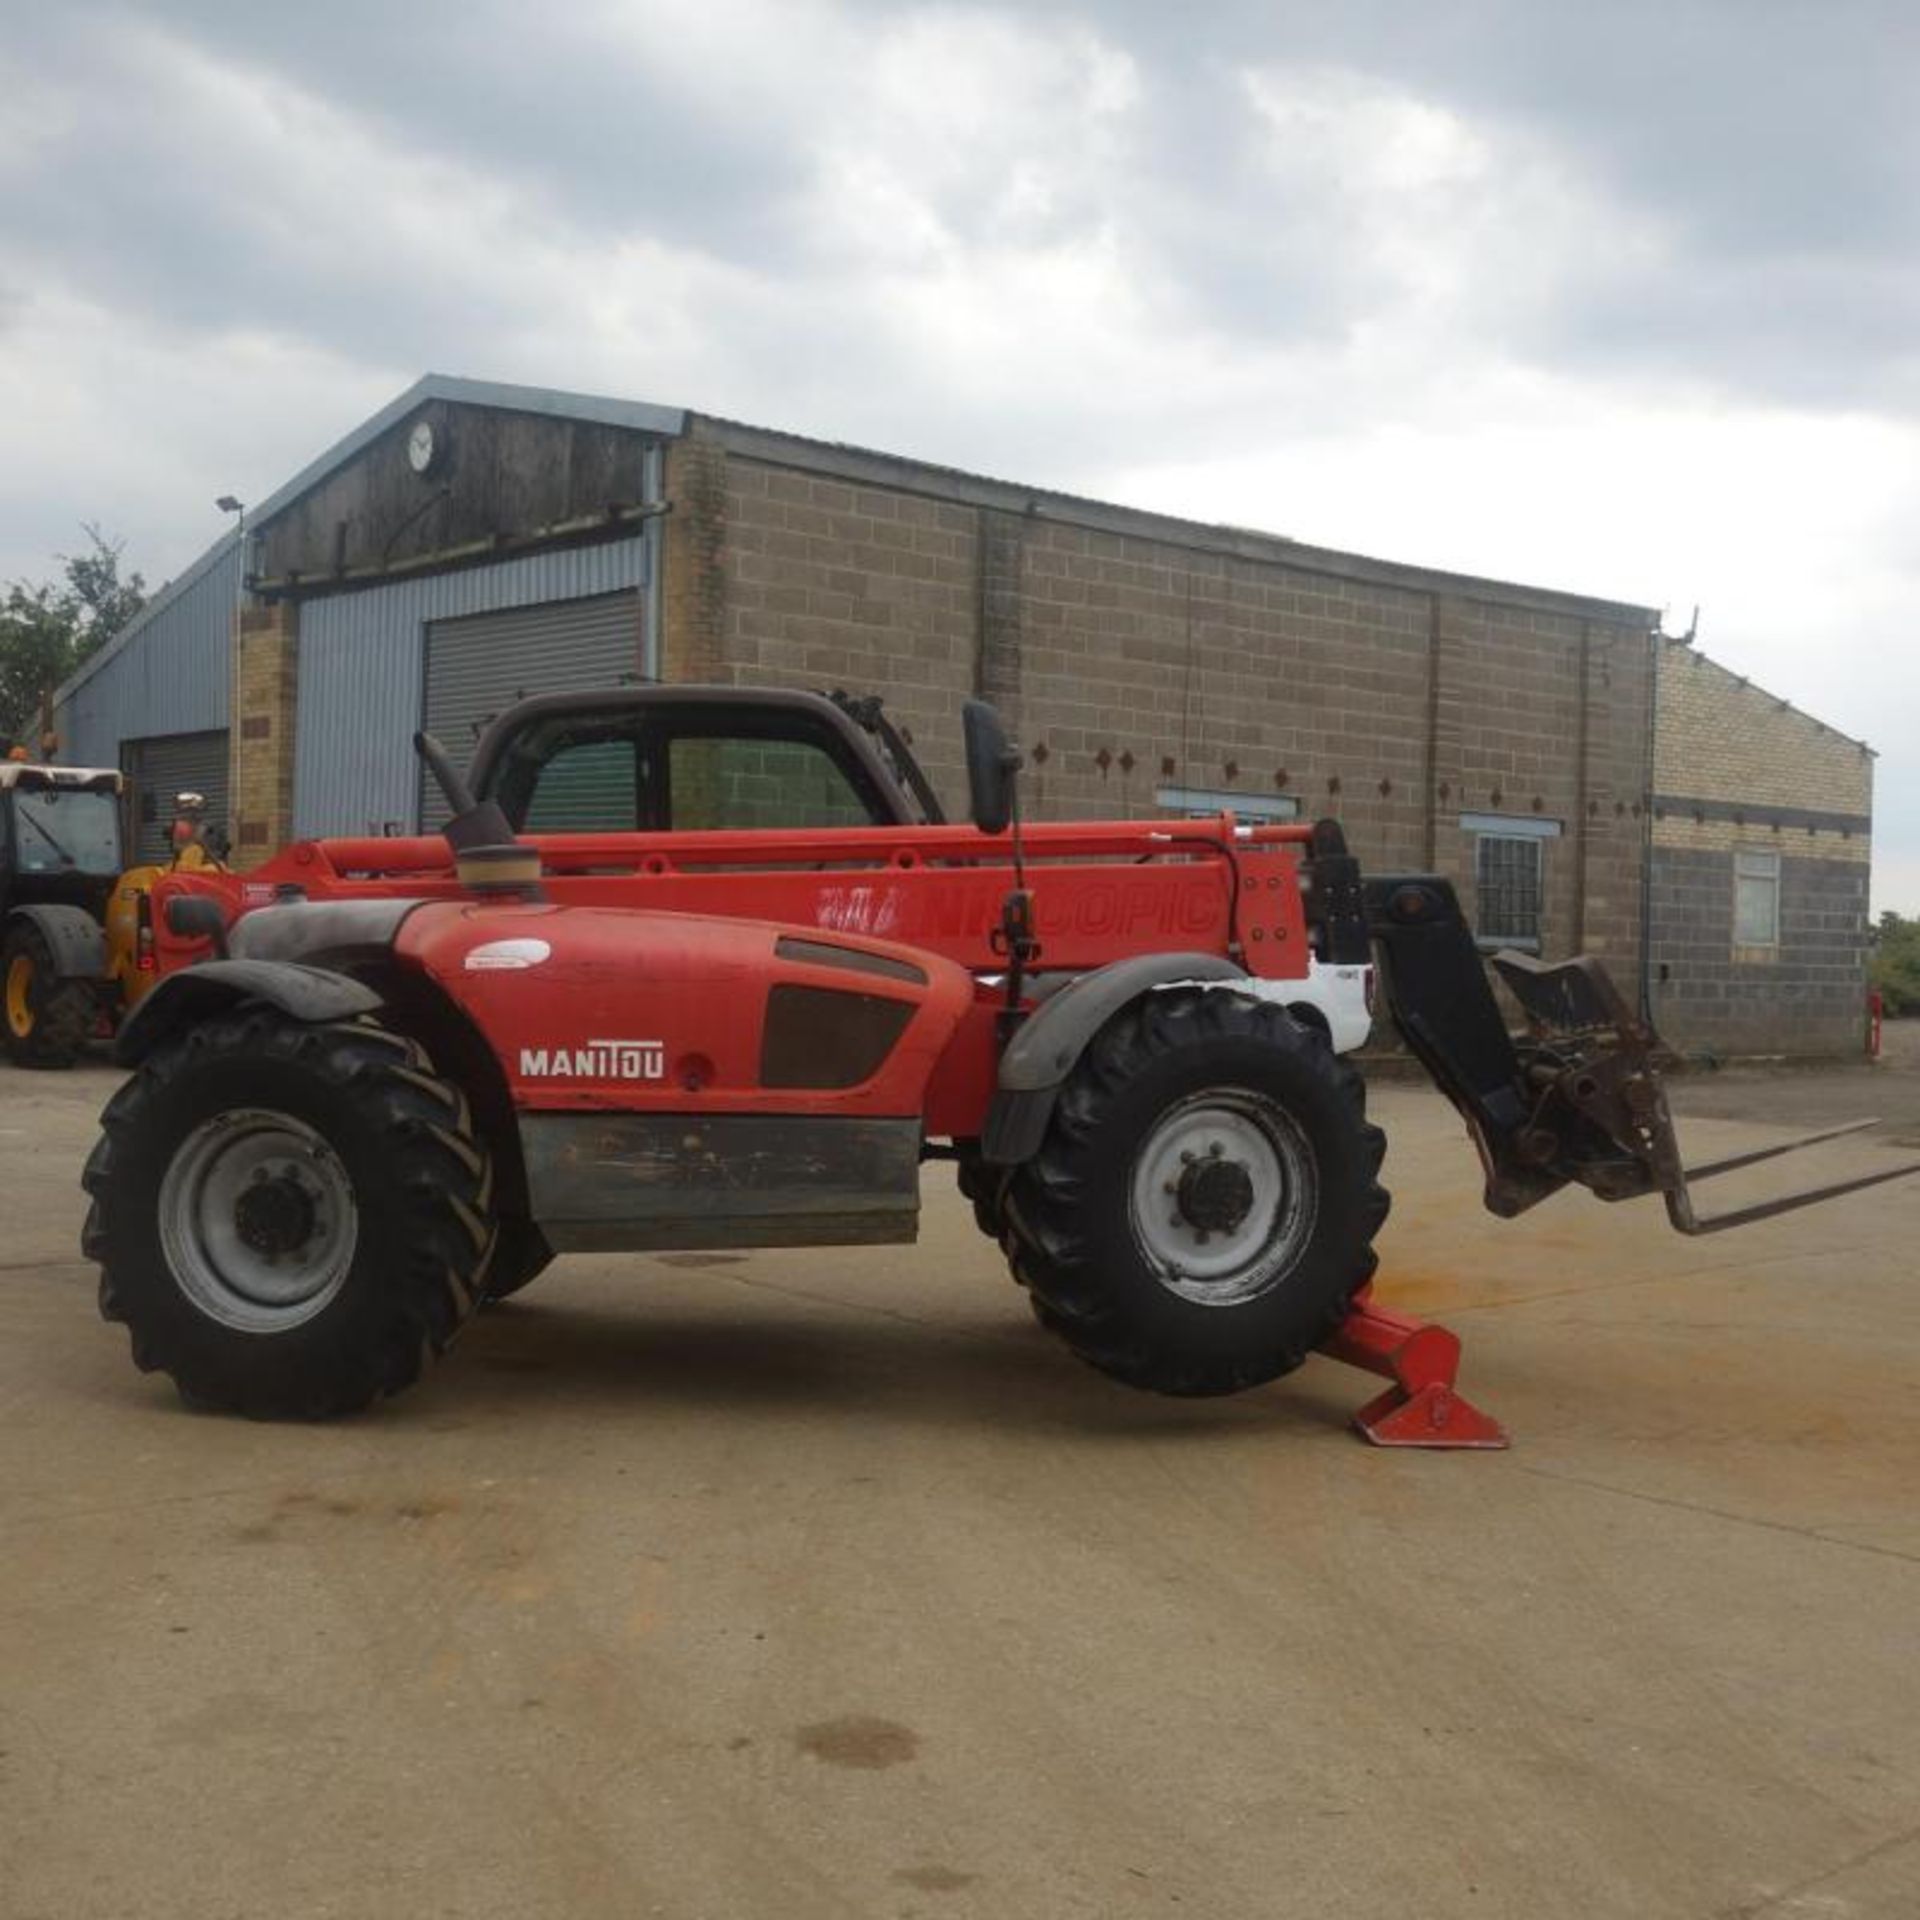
[419,590,643,829]
[122,730,231,863]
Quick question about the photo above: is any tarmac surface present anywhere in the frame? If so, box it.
[4,1040,1919,1918]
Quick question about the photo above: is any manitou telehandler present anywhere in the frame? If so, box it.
[82,695,1918,1444]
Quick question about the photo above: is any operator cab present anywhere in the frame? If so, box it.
[0,763,124,883]
[468,686,942,837]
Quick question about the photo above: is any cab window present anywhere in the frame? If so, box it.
[521,736,641,832]
[666,732,879,831]
[9,786,122,876]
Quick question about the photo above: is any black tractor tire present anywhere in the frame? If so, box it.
[85,1009,496,1418]
[1001,988,1389,1397]
[483,1220,553,1303]
[3,922,95,1069]
[955,1148,1006,1241]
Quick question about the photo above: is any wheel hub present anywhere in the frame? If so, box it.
[158,1109,358,1333]
[1176,1155,1256,1234]
[1127,1091,1319,1306]
[233,1172,320,1259]
[5,953,33,1038]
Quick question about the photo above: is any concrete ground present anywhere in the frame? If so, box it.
[4,1044,1920,1919]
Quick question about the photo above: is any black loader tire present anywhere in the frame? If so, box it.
[85,1009,496,1418]
[1001,988,1389,1397]
[3,922,95,1069]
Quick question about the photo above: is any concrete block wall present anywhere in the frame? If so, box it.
[1427,599,1652,971]
[1649,640,1873,1056]
[665,418,1656,976]
[1650,847,1869,1056]
[667,440,979,807]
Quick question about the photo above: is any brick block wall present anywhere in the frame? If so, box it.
[1656,641,1872,814]
[671,442,980,806]
[658,415,1872,1053]
[230,601,298,861]
[1013,526,1438,848]
[661,435,730,684]
[684,428,1655,974]
[1430,601,1653,971]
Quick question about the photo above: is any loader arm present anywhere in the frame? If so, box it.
[1305,823,1920,1234]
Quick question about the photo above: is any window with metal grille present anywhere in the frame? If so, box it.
[1475,833,1544,951]
[1733,848,1780,948]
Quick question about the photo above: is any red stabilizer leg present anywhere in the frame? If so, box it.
[1318,1288,1509,1449]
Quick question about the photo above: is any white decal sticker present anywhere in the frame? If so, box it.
[519,1039,666,1081]
[817,884,901,937]
[465,938,553,972]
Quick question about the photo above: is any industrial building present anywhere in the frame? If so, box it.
[54,375,1875,1056]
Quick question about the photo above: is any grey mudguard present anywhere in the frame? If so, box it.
[114,960,383,1065]
[980,952,1245,1165]
[228,898,425,966]
[7,903,106,980]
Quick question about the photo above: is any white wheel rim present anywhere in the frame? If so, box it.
[158,1109,359,1333]
[1127,1091,1318,1306]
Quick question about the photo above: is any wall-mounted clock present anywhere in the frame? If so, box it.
[407,417,440,476]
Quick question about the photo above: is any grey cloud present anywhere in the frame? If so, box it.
[15,0,1919,421]
[1065,0,1920,405]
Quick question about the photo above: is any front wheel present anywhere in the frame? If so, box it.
[3,923,95,1069]
[86,1010,496,1417]
[1002,989,1389,1397]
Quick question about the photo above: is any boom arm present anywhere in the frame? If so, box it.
[1305,822,1920,1235]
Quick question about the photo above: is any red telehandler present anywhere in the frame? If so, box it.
[83,695,1918,1443]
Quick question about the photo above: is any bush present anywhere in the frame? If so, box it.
[1869,911,1920,1017]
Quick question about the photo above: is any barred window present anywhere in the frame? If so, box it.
[1733,848,1780,948]
[1475,833,1544,951]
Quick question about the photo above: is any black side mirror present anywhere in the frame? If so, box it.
[962,699,1021,836]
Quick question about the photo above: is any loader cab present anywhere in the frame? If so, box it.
[0,764,125,920]
[469,687,937,837]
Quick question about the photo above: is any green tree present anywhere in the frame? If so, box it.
[0,525,146,748]
[1869,910,1920,1017]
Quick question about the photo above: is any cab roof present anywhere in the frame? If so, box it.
[0,763,123,792]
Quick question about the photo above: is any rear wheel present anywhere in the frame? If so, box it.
[3,923,94,1069]
[86,1009,496,1417]
[1002,989,1388,1396]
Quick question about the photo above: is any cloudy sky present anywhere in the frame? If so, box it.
[4,1,1918,906]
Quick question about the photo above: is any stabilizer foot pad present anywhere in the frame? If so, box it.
[1318,1288,1511,1450]
[1351,1379,1509,1449]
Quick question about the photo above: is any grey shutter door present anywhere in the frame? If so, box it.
[122,730,231,863]
[419,590,644,829]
